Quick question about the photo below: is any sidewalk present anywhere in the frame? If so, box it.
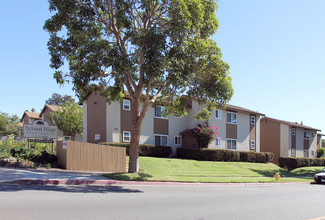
[0,167,312,187]
[0,167,113,185]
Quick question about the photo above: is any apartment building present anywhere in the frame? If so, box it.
[83,92,264,154]
[39,104,82,141]
[260,117,321,163]
[20,111,41,124]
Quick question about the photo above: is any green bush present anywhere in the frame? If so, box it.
[239,151,274,163]
[317,148,325,158]
[279,157,325,169]
[100,142,172,158]
[176,148,273,163]
[0,135,28,158]
[9,147,56,165]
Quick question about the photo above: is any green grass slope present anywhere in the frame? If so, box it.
[104,157,318,183]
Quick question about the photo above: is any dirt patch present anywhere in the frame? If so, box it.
[0,157,35,168]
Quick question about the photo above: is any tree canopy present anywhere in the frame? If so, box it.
[45,93,75,106]
[44,0,233,172]
[0,112,19,136]
[48,102,83,140]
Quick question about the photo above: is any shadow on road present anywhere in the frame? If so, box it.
[0,183,143,194]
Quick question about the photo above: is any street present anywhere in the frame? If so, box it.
[0,183,325,220]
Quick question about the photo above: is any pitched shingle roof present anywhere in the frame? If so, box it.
[261,117,321,131]
[20,111,41,122]
[40,104,63,116]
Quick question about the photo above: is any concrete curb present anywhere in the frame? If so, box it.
[1,179,313,187]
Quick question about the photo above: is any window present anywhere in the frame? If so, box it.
[154,106,167,119]
[251,116,256,125]
[250,140,255,150]
[123,131,130,142]
[216,110,221,119]
[123,99,131,111]
[64,136,71,141]
[226,112,237,124]
[216,137,221,147]
[312,132,315,137]
[304,130,310,139]
[174,136,181,146]
[304,150,309,157]
[226,139,237,150]
[155,135,168,146]
[312,151,315,156]
[292,128,296,136]
[292,149,296,157]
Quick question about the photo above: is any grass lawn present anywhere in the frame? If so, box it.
[103,157,320,183]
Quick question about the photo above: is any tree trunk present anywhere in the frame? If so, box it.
[128,125,141,173]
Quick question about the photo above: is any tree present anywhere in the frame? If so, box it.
[45,93,75,106]
[0,112,19,136]
[44,0,233,173]
[48,102,83,140]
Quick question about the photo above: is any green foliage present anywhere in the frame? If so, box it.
[44,0,233,172]
[176,148,274,163]
[239,152,274,163]
[0,135,27,158]
[44,0,233,118]
[185,123,219,148]
[317,148,325,158]
[0,112,19,136]
[9,147,56,165]
[279,157,325,169]
[45,93,75,106]
[100,142,171,158]
[48,102,83,140]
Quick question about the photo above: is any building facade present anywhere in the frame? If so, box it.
[260,117,321,164]
[83,92,264,154]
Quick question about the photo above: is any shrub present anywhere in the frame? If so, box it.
[279,157,325,169]
[8,147,57,167]
[0,135,27,158]
[317,148,325,158]
[100,142,172,158]
[183,124,219,148]
[239,151,274,163]
[176,148,273,163]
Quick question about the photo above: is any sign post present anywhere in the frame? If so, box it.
[23,120,58,153]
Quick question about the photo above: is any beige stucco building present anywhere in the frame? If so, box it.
[260,117,322,164]
[83,92,264,154]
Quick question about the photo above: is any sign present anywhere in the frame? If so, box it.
[27,139,54,143]
[23,120,58,139]
[62,141,67,150]
[95,134,100,141]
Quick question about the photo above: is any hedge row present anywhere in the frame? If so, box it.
[99,142,172,158]
[279,157,325,169]
[176,148,274,163]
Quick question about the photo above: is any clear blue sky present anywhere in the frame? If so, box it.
[0,1,324,132]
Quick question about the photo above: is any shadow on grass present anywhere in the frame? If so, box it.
[249,168,295,177]
[104,172,153,181]
[291,167,323,176]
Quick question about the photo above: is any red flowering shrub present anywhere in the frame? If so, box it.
[186,124,219,148]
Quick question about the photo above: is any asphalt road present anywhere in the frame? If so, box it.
[1,183,325,220]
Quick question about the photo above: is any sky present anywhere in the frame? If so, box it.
[0,1,324,132]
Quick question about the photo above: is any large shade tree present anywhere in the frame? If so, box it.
[44,0,233,173]
[45,93,76,106]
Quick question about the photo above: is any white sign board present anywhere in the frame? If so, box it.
[95,134,100,141]
[23,120,58,139]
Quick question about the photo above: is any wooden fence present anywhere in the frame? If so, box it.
[56,141,126,172]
